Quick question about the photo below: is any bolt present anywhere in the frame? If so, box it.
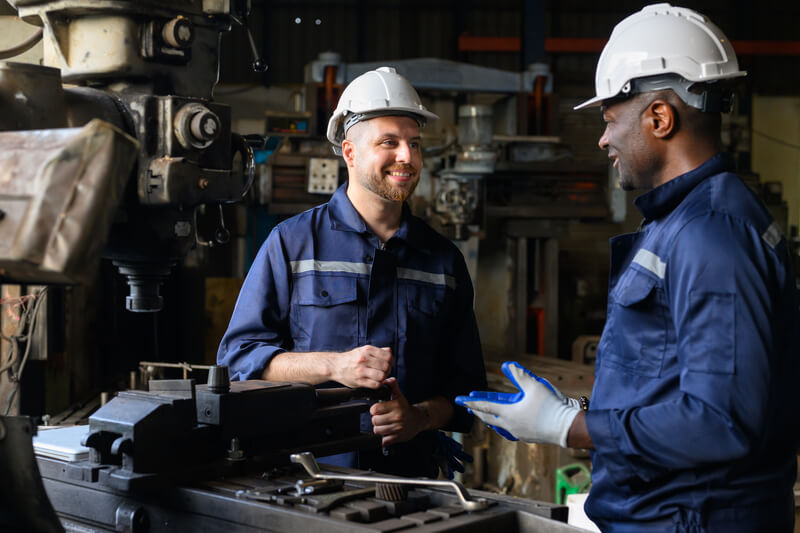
[173,221,192,237]
[162,17,193,48]
[190,110,220,144]
[198,178,209,189]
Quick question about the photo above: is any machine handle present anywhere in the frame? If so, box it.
[290,451,488,512]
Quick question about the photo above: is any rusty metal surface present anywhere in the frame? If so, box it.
[12,1,230,99]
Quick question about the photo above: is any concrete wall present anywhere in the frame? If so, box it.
[752,96,800,233]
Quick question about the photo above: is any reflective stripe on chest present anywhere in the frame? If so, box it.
[290,260,454,289]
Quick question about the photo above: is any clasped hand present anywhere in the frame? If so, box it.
[331,345,392,389]
[370,377,427,446]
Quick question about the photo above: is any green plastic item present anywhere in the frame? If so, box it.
[554,462,591,505]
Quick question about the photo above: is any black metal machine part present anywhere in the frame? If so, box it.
[9,371,579,532]
[0,417,63,533]
[38,464,576,533]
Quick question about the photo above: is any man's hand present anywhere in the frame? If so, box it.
[329,346,392,389]
[370,377,428,446]
[455,361,580,447]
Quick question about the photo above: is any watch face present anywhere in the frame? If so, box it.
[579,396,590,411]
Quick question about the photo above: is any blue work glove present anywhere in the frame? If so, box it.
[455,361,581,447]
[433,432,473,480]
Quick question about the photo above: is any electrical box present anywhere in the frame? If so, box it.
[307,157,339,194]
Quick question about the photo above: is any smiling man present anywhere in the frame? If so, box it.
[457,4,800,531]
[217,67,486,478]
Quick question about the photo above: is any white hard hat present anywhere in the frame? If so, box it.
[575,3,746,111]
[326,67,438,154]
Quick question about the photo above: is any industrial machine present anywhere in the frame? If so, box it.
[0,2,589,531]
[0,0,266,312]
[0,368,585,532]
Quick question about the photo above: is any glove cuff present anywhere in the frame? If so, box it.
[557,406,581,448]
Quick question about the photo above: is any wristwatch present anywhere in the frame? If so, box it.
[579,396,590,411]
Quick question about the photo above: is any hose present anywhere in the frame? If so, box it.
[0,27,43,60]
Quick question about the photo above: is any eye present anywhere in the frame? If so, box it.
[381,139,398,147]
[409,141,421,150]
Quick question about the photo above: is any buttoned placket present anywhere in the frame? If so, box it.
[364,235,401,381]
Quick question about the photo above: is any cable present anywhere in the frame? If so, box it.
[1,287,48,415]
[0,27,43,60]
[752,129,800,151]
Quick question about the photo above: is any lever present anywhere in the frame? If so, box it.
[231,11,268,73]
[290,451,488,512]
[245,25,268,73]
[193,204,230,247]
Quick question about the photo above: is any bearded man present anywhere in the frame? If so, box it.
[217,67,486,477]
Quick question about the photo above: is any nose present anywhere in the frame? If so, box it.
[395,141,411,163]
[598,126,610,151]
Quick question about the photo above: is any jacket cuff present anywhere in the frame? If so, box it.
[585,409,640,485]
[228,347,286,381]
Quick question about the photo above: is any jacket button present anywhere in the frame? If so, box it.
[364,255,373,263]
[320,290,328,297]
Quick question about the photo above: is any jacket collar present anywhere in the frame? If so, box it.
[634,152,734,221]
[327,182,429,251]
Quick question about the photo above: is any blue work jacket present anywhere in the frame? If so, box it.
[217,184,486,476]
[585,154,800,532]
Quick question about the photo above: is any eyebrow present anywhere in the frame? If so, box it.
[377,133,422,142]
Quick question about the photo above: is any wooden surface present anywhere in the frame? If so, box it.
[483,349,595,399]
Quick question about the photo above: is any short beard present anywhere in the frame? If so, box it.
[358,167,418,202]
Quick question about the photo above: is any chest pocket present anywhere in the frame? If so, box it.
[400,283,446,400]
[401,283,445,346]
[290,274,359,351]
[600,268,668,377]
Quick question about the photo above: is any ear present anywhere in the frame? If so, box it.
[645,100,676,139]
[341,139,356,167]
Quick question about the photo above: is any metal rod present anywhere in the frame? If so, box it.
[290,452,488,511]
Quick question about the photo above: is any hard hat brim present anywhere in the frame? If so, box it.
[573,95,605,111]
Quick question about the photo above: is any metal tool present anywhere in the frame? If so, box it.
[290,451,489,511]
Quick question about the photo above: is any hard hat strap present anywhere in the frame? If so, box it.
[343,110,425,138]
[623,74,735,113]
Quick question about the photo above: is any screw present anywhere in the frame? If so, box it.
[198,178,209,189]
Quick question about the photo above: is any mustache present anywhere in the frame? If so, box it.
[384,164,417,173]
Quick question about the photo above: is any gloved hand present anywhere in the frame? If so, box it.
[433,432,473,480]
[455,361,581,447]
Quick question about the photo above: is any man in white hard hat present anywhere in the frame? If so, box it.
[458,4,800,531]
[218,67,486,478]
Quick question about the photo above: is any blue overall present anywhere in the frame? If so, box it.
[585,154,800,532]
[217,184,486,476]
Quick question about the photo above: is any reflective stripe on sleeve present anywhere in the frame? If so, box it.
[632,248,666,279]
[762,222,782,249]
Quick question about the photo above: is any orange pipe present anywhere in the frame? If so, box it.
[458,34,800,56]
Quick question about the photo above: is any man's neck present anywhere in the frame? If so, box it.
[346,182,404,243]
[652,142,720,189]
